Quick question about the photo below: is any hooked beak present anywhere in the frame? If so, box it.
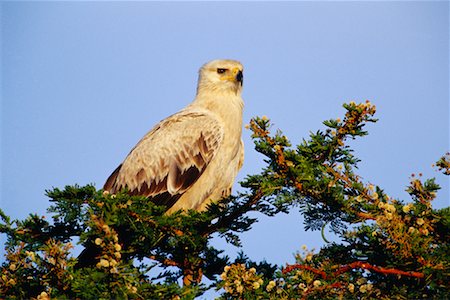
[236,70,243,86]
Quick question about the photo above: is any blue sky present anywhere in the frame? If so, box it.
[1,1,449,271]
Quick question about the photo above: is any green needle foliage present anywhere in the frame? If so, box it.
[1,101,449,299]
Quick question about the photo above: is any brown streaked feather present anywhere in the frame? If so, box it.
[104,164,122,192]
[192,153,205,168]
[136,168,146,182]
[127,175,168,197]
[171,164,201,193]
[103,110,224,209]
[151,192,182,209]
[198,133,208,154]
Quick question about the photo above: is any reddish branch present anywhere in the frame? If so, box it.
[148,255,179,267]
[336,261,424,278]
[283,264,328,279]
[355,212,377,220]
[283,261,424,279]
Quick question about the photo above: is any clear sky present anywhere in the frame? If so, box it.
[1,1,449,273]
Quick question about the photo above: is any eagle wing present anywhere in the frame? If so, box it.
[103,110,224,209]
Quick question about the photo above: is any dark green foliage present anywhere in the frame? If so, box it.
[1,102,449,299]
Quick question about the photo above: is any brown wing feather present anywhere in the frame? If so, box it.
[104,164,122,192]
[103,111,223,210]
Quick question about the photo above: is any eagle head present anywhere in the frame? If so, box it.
[197,59,244,94]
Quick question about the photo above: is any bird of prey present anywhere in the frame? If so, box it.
[103,59,244,214]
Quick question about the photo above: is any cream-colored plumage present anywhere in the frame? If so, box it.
[104,59,244,213]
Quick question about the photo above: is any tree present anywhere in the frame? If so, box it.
[1,101,449,299]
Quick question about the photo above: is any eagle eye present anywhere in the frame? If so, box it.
[217,68,227,74]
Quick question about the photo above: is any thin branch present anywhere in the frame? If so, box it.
[282,261,424,279]
[282,264,327,279]
[200,190,264,237]
[148,255,179,268]
[335,261,424,279]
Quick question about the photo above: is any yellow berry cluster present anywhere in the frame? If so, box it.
[220,264,263,296]
[90,215,123,274]
[0,239,73,298]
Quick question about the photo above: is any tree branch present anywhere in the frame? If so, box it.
[283,261,424,279]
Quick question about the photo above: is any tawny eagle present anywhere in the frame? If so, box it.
[103,59,244,213]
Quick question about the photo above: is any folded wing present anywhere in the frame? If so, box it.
[103,111,224,209]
